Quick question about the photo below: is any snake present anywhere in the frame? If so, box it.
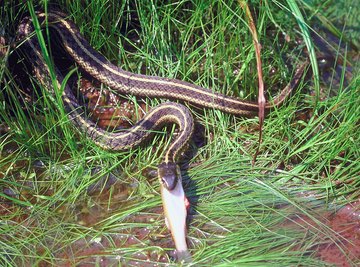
[15,9,308,260]
[16,10,307,192]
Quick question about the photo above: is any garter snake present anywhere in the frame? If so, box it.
[17,10,307,191]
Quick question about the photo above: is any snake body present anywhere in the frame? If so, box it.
[17,10,307,190]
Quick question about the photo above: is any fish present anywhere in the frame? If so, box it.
[160,167,192,263]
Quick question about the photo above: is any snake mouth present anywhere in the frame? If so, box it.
[158,162,179,191]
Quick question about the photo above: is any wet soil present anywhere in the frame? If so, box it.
[282,200,360,267]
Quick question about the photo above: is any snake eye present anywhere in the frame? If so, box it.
[158,162,179,191]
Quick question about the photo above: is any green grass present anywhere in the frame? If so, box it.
[1,0,359,266]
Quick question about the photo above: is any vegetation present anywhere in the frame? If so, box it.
[1,0,359,266]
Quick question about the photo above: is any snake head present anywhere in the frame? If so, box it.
[158,162,180,191]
